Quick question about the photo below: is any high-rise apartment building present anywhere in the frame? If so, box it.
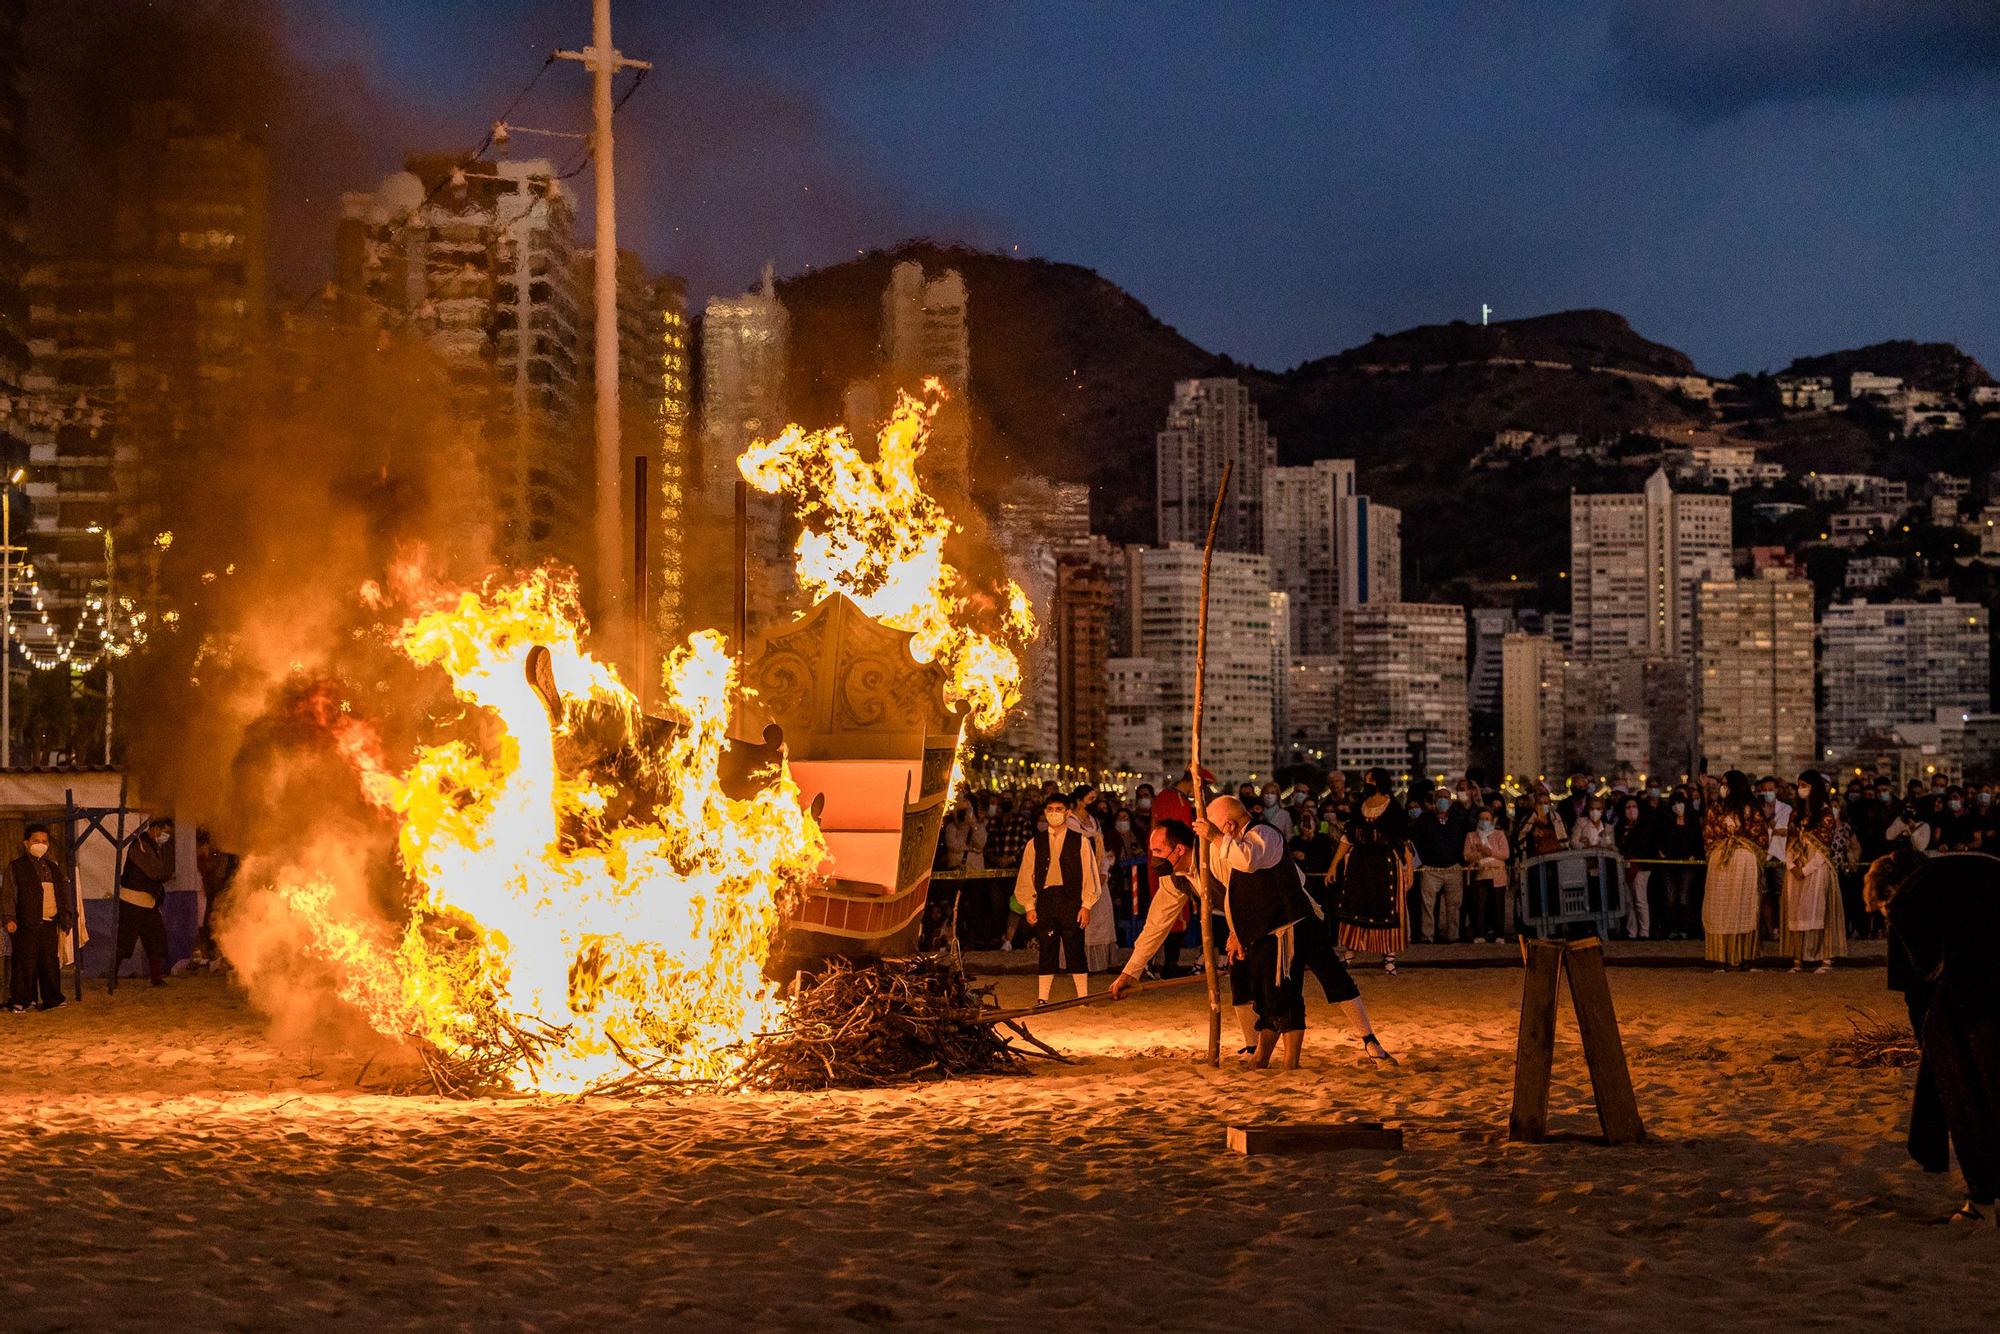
[1262,460,1354,656]
[1340,602,1469,780]
[1127,543,1276,783]
[340,154,578,564]
[881,260,970,500]
[1819,600,1991,760]
[1501,632,1565,783]
[1571,467,1732,664]
[1053,559,1114,767]
[1106,656,1166,779]
[1693,571,1815,777]
[696,265,790,635]
[1269,590,1292,771]
[1156,378,1274,554]
[576,250,691,678]
[29,103,268,611]
[1281,654,1342,770]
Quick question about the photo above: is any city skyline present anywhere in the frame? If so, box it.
[30,3,2000,378]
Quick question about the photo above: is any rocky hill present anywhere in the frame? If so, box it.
[1783,340,1995,396]
[763,242,1991,603]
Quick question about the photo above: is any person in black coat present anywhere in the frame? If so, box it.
[112,817,175,992]
[5,825,77,1012]
[1866,850,2000,1224]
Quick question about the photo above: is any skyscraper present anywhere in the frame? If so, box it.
[1339,602,1469,780]
[1694,571,1815,777]
[1262,459,1354,655]
[1053,558,1113,767]
[1155,378,1274,554]
[697,265,790,634]
[1501,632,1565,783]
[339,154,578,565]
[1127,543,1276,783]
[1819,600,1990,761]
[1571,467,1732,664]
[881,260,970,500]
[576,250,691,681]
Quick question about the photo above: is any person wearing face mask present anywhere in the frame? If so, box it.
[1654,788,1704,939]
[1462,806,1511,944]
[1886,799,1933,854]
[111,816,176,992]
[1409,786,1470,944]
[6,825,77,1013]
[1014,793,1102,1005]
[1781,770,1847,974]
[1256,784,1293,840]
[1571,798,1612,851]
[1936,786,1978,852]
[1612,798,1656,940]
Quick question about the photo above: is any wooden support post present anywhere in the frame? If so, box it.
[1562,937,1647,1145]
[1227,1122,1404,1156]
[1508,938,1564,1143]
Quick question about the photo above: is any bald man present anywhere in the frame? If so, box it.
[1197,795,1398,1067]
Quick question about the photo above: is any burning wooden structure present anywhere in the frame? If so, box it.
[736,593,962,970]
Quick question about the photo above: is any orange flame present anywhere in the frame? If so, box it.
[738,381,1034,733]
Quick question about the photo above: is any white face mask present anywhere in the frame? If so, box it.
[1114,818,1130,833]
[1262,795,1278,809]
[1949,799,1963,812]
[25,842,48,858]
[1046,812,1067,829]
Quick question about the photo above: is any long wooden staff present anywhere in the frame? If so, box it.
[1191,459,1232,1068]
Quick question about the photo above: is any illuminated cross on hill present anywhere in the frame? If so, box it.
[1481,303,1492,326]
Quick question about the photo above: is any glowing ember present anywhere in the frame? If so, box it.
[738,380,1034,733]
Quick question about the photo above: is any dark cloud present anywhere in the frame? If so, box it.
[1607,0,2000,120]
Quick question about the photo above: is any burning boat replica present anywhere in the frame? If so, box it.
[271,385,1032,1096]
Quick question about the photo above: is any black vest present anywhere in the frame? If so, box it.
[1227,859,1314,944]
[1029,827,1085,894]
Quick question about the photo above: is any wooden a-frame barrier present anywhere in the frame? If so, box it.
[1508,936,1646,1146]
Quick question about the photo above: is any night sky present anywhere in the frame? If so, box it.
[296,0,1999,376]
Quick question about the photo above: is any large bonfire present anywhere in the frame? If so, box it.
[277,385,1031,1095]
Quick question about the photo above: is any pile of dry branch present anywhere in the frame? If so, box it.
[1827,1007,1921,1069]
[737,952,1035,1090]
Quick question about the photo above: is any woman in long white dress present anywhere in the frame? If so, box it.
[1781,770,1847,973]
[1702,770,1769,970]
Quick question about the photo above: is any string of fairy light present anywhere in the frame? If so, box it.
[2,560,148,673]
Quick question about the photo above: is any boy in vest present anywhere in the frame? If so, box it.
[1013,792,1103,1006]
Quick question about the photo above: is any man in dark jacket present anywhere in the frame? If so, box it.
[5,824,77,1012]
[111,817,175,992]
[1867,850,2000,1225]
[1410,793,1471,943]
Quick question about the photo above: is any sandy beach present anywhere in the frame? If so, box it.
[2,949,1994,1331]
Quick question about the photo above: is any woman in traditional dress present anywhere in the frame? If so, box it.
[1327,767,1410,975]
[1701,769,1770,970]
[1782,770,1847,974]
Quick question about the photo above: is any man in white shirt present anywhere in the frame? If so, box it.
[1013,792,1103,1005]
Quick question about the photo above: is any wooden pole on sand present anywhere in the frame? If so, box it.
[1192,459,1233,1068]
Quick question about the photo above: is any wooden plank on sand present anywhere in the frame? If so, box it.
[1508,938,1564,1143]
[1562,937,1647,1146]
[1226,1122,1404,1156]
